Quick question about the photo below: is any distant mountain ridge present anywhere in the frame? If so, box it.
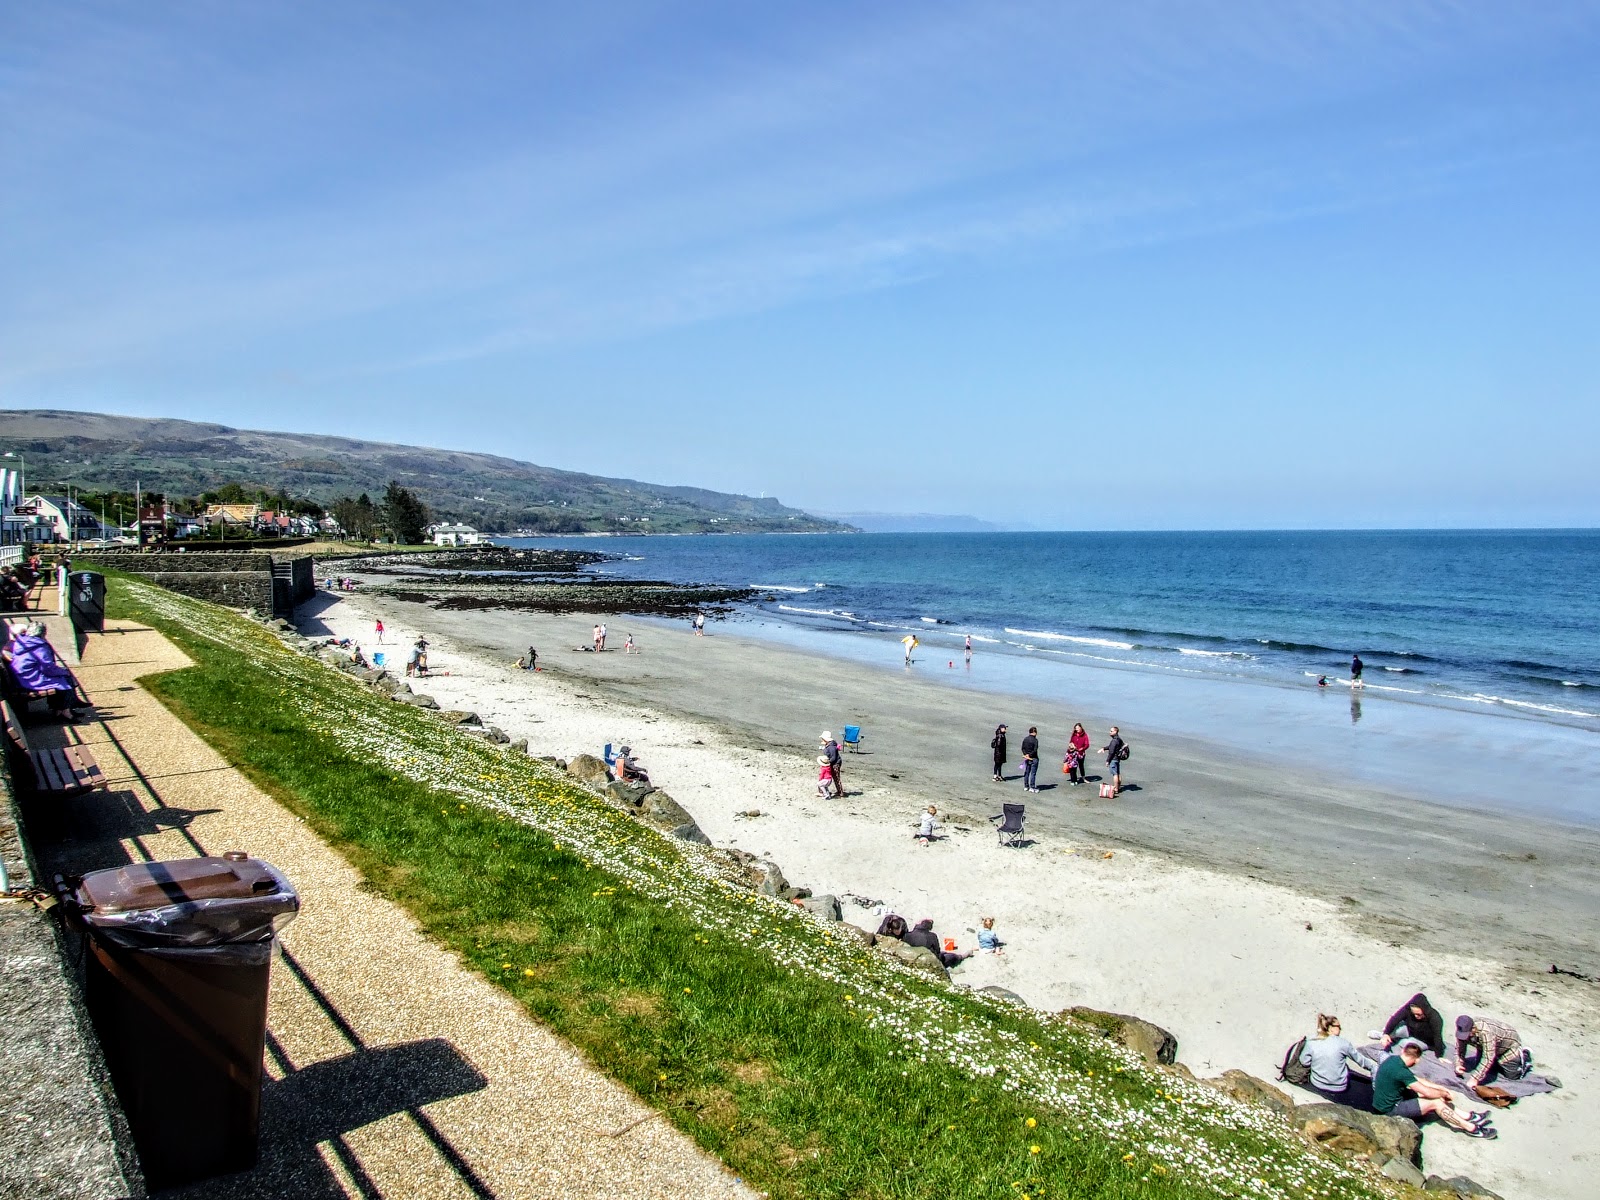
[817,511,1009,533]
[0,410,850,535]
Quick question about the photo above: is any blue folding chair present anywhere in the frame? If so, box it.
[603,742,616,766]
[843,725,863,753]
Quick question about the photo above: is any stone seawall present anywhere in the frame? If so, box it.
[82,552,308,616]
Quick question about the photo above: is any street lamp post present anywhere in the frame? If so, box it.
[2,451,24,547]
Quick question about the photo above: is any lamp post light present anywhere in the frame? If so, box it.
[2,451,25,547]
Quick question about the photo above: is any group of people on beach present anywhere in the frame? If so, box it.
[990,721,1129,797]
[1290,992,1544,1141]
[872,911,1003,968]
[322,576,360,592]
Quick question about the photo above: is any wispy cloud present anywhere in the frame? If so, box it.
[2,1,1596,390]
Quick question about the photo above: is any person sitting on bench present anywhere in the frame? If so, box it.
[0,570,27,613]
[2,622,86,720]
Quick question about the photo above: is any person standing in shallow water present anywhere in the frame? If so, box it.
[990,723,1008,782]
[1351,653,1364,688]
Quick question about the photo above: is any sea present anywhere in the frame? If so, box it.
[500,530,1600,821]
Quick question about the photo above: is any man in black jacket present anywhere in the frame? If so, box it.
[1020,726,1040,792]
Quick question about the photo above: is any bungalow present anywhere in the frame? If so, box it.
[428,522,482,546]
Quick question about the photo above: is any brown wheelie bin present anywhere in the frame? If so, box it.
[66,853,299,1189]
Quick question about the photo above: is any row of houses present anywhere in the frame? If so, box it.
[1,492,487,547]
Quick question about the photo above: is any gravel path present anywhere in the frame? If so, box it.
[36,615,756,1200]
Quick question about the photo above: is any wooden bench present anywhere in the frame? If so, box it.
[1,699,104,797]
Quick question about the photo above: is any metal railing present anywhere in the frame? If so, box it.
[0,546,21,568]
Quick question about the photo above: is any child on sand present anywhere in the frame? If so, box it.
[916,805,939,844]
[816,756,833,799]
[977,916,1003,954]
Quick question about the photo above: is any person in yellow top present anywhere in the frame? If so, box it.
[901,634,919,665]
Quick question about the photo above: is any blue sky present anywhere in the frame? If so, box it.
[3,1,1597,528]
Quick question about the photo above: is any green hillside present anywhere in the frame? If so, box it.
[0,410,849,535]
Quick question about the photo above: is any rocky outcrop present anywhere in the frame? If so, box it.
[877,938,949,980]
[436,710,482,726]
[1380,1157,1425,1186]
[1060,1007,1178,1065]
[1424,1176,1503,1199]
[605,780,654,808]
[1208,1069,1295,1118]
[1292,1103,1421,1165]
[798,894,842,922]
[755,860,789,898]
[565,754,611,787]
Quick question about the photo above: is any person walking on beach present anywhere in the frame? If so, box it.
[1066,722,1091,785]
[902,634,918,665]
[1020,726,1040,792]
[990,723,1008,782]
[1102,726,1126,796]
[623,633,636,654]
[598,623,608,651]
[964,635,972,664]
[374,618,385,644]
[1351,653,1364,688]
[526,646,537,671]
[820,731,843,797]
[694,612,705,636]
[592,624,602,652]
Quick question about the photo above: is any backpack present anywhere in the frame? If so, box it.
[1277,1037,1311,1086]
[1118,742,1131,761]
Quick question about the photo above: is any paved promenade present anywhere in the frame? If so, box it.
[26,613,753,1199]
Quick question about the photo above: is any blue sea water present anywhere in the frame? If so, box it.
[507,530,1600,733]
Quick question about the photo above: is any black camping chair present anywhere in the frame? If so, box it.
[992,803,1026,847]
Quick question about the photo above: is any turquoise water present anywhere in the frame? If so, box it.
[510,530,1600,730]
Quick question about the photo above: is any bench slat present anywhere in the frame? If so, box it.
[63,746,103,789]
[29,748,67,791]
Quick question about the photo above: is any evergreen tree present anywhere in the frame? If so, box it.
[380,481,429,544]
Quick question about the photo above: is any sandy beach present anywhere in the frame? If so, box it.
[301,588,1599,1200]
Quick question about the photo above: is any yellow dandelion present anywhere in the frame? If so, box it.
[1029,1145,1040,1155]
[683,987,692,994]
[523,968,535,977]
[1025,1117,1037,1128]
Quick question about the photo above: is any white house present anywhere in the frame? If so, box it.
[21,495,114,543]
[428,522,482,546]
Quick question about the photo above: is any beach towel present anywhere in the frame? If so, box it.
[1360,1044,1557,1100]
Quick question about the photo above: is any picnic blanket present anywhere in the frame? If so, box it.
[1360,1043,1558,1100]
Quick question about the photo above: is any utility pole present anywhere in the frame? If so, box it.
[136,480,143,549]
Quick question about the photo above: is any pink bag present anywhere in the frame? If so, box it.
[1099,783,1115,799]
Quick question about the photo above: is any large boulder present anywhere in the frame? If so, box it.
[1061,1007,1178,1065]
[755,860,789,897]
[565,754,612,787]
[1424,1177,1504,1199]
[671,821,711,845]
[409,693,439,710]
[643,790,693,826]
[604,780,655,808]
[877,938,948,980]
[436,710,482,726]
[799,894,842,922]
[1381,1158,1425,1187]
[1207,1069,1295,1119]
[1292,1103,1421,1165]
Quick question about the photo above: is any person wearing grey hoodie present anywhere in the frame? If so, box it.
[1299,1014,1377,1109]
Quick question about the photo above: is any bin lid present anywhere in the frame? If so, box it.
[74,853,299,946]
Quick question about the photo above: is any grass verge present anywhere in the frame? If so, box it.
[98,574,1390,1200]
